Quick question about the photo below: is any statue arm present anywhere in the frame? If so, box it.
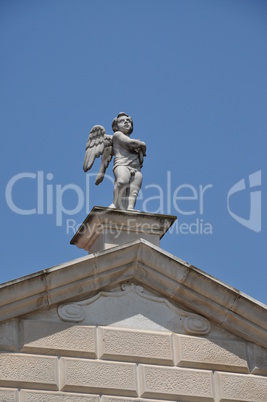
[114,131,146,154]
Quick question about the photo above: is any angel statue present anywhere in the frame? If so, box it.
[83,112,147,210]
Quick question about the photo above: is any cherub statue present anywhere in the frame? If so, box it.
[83,112,147,210]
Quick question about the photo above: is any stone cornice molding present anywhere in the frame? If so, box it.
[0,239,266,348]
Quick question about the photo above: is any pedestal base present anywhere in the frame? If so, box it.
[70,207,177,254]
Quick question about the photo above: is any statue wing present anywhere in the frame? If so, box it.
[83,125,106,172]
[83,125,113,185]
[95,135,113,185]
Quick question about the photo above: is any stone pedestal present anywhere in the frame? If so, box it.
[70,206,177,253]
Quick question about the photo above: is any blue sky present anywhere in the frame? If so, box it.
[1,0,266,304]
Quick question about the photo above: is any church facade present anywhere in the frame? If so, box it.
[0,209,266,401]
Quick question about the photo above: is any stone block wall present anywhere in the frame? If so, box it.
[0,320,267,401]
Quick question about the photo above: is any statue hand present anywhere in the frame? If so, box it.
[140,141,146,156]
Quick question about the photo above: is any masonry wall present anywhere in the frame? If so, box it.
[0,319,267,402]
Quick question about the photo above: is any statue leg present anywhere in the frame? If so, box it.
[111,166,131,209]
[128,171,143,210]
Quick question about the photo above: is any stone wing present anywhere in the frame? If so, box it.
[83,125,106,172]
[95,135,113,185]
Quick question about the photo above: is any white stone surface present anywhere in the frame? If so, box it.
[61,358,137,396]
[58,283,210,335]
[101,398,177,402]
[99,327,174,365]
[101,398,137,402]
[247,342,267,376]
[0,223,266,402]
[215,371,267,401]
[175,334,249,373]
[139,364,213,401]
[0,353,58,390]
[0,239,266,349]
[82,113,146,211]
[21,320,97,357]
[0,388,18,401]
[71,207,176,253]
[0,205,266,402]
[20,390,100,401]
[0,319,18,351]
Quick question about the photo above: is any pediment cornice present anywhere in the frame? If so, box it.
[0,239,266,348]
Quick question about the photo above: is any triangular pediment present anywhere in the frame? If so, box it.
[0,239,266,350]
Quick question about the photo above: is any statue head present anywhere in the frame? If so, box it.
[112,112,133,134]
